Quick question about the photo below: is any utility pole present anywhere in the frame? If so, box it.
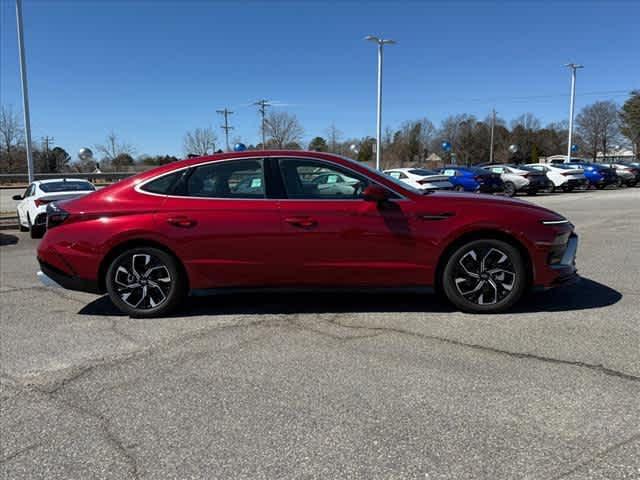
[565,63,583,163]
[253,99,271,149]
[42,136,54,153]
[42,136,55,172]
[16,0,34,183]
[216,108,234,151]
[489,108,496,164]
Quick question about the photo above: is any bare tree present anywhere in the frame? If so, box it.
[264,111,304,149]
[95,131,136,162]
[183,127,217,156]
[0,105,25,172]
[576,101,619,160]
[325,123,343,153]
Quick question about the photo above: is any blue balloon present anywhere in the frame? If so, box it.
[233,143,247,152]
[441,141,452,152]
[571,144,579,152]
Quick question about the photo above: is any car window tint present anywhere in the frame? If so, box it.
[278,159,372,200]
[183,159,265,198]
[141,171,184,195]
[39,181,95,193]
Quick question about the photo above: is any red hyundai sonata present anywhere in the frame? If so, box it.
[37,151,578,317]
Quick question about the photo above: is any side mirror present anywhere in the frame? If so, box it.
[363,184,390,203]
[12,195,23,201]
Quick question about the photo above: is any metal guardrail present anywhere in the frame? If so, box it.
[0,172,136,183]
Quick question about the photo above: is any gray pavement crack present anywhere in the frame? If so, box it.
[323,318,640,383]
[0,442,43,464]
[550,432,640,479]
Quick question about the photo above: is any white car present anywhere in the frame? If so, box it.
[525,163,588,192]
[14,179,96,238]
[383,168,453,191]
[483,164,552,196]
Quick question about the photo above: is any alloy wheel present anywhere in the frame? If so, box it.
[452,246,517,305]
[112,253,172,310]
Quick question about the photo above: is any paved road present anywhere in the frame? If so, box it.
[1,188,639,479]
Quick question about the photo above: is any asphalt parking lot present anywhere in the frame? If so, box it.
[1,188,639,480]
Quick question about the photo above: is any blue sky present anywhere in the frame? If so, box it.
[1,0,638,159]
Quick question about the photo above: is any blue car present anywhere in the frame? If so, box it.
[566,162,619,189]
[439,166,504,193]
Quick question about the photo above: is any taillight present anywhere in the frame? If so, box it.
[46,203,69,229]
[417,179,429,185]
[522,173,529,178]
[34,198,53,207]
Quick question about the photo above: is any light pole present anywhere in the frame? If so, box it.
[15,0,34,183]
[365,35,395,170]
[565,63,583,163]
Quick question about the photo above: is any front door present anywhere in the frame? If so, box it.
[274,158,425,287]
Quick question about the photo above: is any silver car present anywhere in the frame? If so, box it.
[484,164,553,197]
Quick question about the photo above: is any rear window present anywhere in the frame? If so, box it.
[408,168,438,176]
[39,181,95,193]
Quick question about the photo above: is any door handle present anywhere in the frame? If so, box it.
[167,216,197,228]
[284,216,317,228]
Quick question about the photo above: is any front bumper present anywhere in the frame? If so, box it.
[38,259,101,294]
[536,233,579,290]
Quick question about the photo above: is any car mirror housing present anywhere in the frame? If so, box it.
[363,184,390,203]
[12,195,23,201]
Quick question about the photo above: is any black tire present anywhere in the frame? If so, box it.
[503,182,516,197]
[18,211,29,232]
[595,184,606,190]
[454,185,465,192]
[27,214,45,239]
[106,247,186,318]
[615,177,623,188]
[527,189,537,196]
[442,238,527,313]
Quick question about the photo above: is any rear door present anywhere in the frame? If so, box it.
[274,157,425,287]
[150,158,285,289]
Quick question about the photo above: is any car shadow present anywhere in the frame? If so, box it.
[78,277,621,318]
[0,233,19,246]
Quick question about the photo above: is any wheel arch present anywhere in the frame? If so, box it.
[97,238,189,293]
[434,228,534,293]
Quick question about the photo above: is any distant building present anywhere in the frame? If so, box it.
[596,148,636,163]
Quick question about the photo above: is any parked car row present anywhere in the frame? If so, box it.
[384,161,638,197]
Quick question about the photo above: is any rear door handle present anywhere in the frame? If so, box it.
[167,216,197,228]
[284,216,317,228]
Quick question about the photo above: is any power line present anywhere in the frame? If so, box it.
[253,99,271,148]
[216,108,234,151]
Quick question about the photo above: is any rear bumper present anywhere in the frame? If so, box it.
[38,259,101,294]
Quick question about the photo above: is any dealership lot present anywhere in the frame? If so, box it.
[1,188,639,479]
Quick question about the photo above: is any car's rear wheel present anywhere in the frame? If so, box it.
[596,183,606,190]
[106,247,186,318]
[27,214,44,239]
[18,211,28,232]
[454,185,465,192]
[503,181,516,197]
[616,177,623,188]
[442,239,527,313]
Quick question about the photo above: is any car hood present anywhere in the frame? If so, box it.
[421,191,566,220]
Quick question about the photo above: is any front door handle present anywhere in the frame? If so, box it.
[167,216,197,228]
[284,216,317,228]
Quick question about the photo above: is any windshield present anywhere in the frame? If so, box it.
[39,181,96,193]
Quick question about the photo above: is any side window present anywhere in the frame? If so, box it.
[23,185,33,198]
[443,169,456,177]
[388,171,401,179]
[278,159,371,200]
[490,167,503,174]
[184,159,265,198]
[141,171,184,195]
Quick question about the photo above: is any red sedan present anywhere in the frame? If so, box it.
[37,151,578,317]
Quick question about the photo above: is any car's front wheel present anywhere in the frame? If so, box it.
[106,247,186,318]
[442,239,527,313]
